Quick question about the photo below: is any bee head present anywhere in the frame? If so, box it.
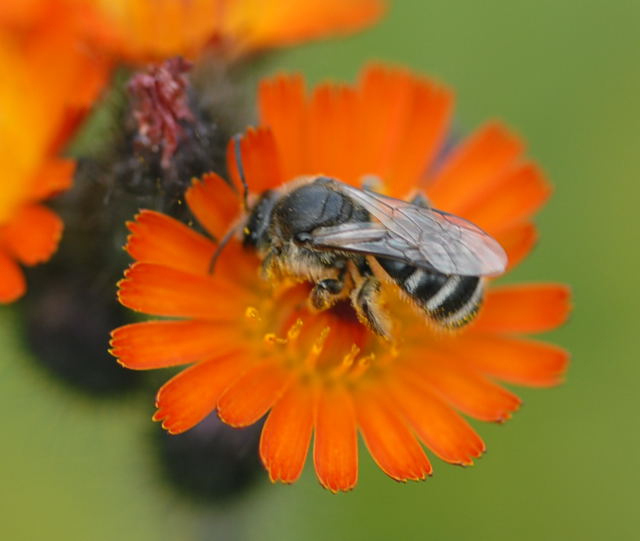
[243,190,278,248]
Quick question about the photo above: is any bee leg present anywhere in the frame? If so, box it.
[309,261,349,311]
[310,277,346,311]
[350,268,391,338]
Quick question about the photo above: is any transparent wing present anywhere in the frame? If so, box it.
[310,181,508,276]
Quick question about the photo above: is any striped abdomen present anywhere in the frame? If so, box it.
[376,257,483,328]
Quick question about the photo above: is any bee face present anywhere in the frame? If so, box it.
[240,176,507,338]
[242,190,278,248]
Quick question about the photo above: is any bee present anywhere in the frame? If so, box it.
[215,139,507,338]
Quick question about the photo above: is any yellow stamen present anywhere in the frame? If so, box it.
[304,326,330,371]
[349,353,374,380]
[264,333,287,345]
[264,318,304,347]
[287,318,304,341]
[330,344,360,378]
[245,306,261,322]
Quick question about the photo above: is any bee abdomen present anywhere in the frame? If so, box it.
[426,274,483,328]
[376,258,483,328]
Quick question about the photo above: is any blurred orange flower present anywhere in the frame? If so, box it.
[2,0,384,64]
[0,3,109,302]
[0,0,383,301]
[89,0,384,63]
[114,64,571,491]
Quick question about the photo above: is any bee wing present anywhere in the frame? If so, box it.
[311,183,507,276]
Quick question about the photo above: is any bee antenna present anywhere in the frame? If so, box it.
[208,224,239,274]
[233,134,249,211]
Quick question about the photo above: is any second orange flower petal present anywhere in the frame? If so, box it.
[1,203,62,265]
[356,387,432,482]
[389,376,485,466]
[260,383,314,484]
[226,0,385,53]
[258,74,306,180]
[29,157,75,200]
[217,361,292,427]
[153,351,251,434]
[0,251,25,303]
[495,222,538,271]
[314,386,358,492]
[409,353,522,422]
[228,128,283,194]
[428,122,524,212]
[474,283,572,334]
[118,262,244,319]
[184,172,241,240]
[450,335,570,388]
[110,320,236,369]
[126,210,215,274]
[462,163,551,235]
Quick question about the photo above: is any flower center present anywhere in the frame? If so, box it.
[241,283,399,384]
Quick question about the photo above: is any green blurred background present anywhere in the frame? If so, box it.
[2,0,639,539]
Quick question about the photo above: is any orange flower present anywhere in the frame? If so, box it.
[0,0,382,298]
[0,0,384,64]
[87,0,385,64]
[0,2,108,302]
[111,65,571,491]
[3,0,384,65]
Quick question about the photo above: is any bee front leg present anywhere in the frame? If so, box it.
[309,269,348,311]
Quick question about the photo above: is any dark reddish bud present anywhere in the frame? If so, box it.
[128,57,194,168]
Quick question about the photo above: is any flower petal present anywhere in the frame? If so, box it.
[446,335,570,387]
[407,351,521,422]
[355,386,432,481]
[228,127,283,194]
[388,376,485,466]
[306,83,358,182]
[355,65,408,181]
[260,383,314,484]
[184,172,241,240]
[348,66,453,194]
[29,157,75,200]
[1,203,62,265]
[125,210,215,274]
[92,0,224,63]
[217,361,292,427]
[227,0,385,52]
[462,163,551,235]
[427,122,524,213]
[495,221,538,271]
[258,74,307,180]
[0,251,25,303]
[387,78,452,197]
[314,385,358,492]
[153,351,251,434]
[117,262,246,319]
[256,65,452,194]
[474,284,572,334]
[358,66,452,197]
[110,320,239,369]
